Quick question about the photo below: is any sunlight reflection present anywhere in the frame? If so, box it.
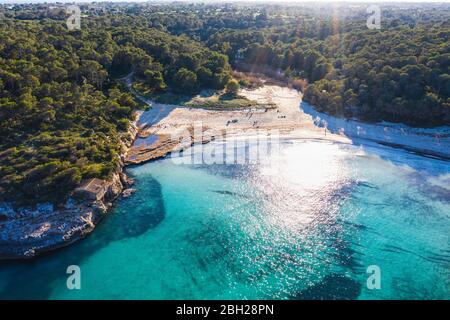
[256,140,352,230]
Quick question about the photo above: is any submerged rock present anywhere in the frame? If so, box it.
[122,188,136,198]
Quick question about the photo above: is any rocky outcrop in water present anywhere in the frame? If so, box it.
[125,126,217,165]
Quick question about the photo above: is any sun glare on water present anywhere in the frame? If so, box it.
[261,140,350,189]
[255,140,353,230]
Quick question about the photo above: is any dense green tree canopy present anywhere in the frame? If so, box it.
[0,2,449,205]
[0,8,232,205]
[202,6,449,126]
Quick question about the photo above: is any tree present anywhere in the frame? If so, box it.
[144,70,167,91]
[171,68,198,94]
[225,79,240,97]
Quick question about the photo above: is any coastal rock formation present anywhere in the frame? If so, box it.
[122,188,136,198]
[0,122,138,260]
[125,127,217,165]
[0,170,132,260]
[74,178,108,201]
[0,201,97,259]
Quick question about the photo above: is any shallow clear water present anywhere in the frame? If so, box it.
[0,138,449,300]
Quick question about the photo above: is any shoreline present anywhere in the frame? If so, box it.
[301,102,450,161]
[1,81,448,260]
[125,85,351,165]
[124,84,449,166]
[0,118,140,261]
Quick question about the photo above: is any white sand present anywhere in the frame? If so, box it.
[137,85,350,144]
[134,84,449,160]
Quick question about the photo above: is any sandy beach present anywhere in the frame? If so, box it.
[125,83,450,165]
[125,85,351,164]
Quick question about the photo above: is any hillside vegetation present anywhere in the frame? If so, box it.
[0,2,449,205]
[0,15,231,204]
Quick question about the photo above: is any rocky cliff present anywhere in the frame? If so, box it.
[0,122,139,260]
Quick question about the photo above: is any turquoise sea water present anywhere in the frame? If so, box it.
[0,136,449,299]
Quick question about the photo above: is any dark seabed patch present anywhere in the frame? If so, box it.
[0,174,165,299]
[292,274,362,300]
[1,137,449,299]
